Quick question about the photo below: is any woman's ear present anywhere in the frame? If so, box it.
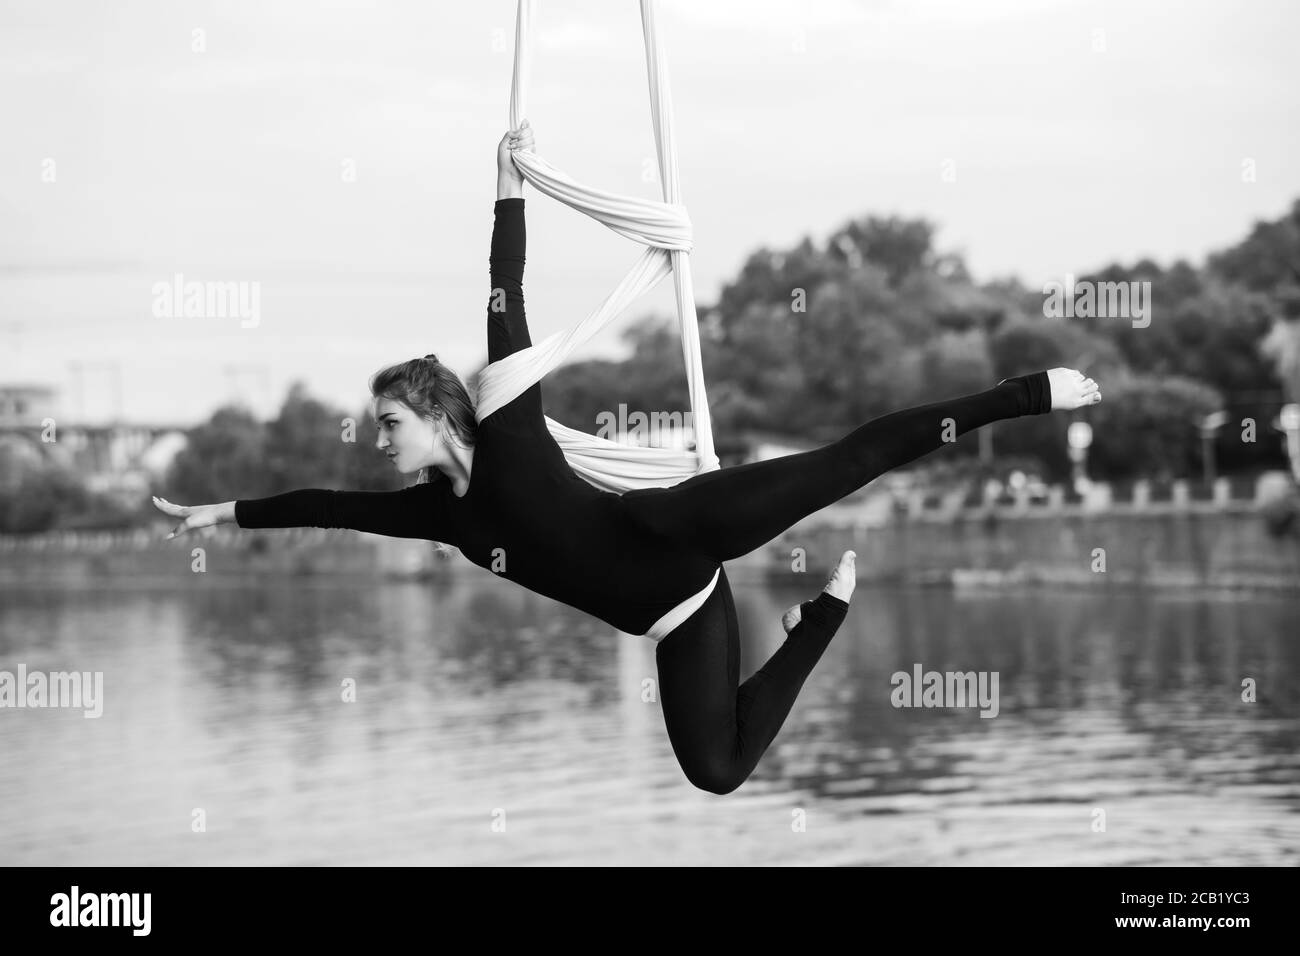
[431,412,452,443]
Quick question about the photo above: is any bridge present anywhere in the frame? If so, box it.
[0,383,187,501]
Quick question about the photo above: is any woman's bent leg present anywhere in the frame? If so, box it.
[655,566,850,795]
[624,373,1051,563]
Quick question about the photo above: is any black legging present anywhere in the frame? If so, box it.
[639,373,1051,793]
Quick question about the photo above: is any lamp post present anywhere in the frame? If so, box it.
[1198,410,1229,486]
[1278,403,1300,484]
[1067,420,1093,494]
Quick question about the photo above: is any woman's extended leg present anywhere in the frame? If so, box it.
[655,560,852,795]
[624,370,1095,564]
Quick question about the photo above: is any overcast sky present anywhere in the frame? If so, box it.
[2,0,1297,425]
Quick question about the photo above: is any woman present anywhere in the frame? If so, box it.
[154,123,1102,794]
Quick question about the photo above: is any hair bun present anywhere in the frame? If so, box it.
[423,353,438,362]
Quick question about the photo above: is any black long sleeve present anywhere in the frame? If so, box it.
[234,484,451,541]
[483,198,545,430]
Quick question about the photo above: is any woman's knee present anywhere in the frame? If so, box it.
[681,754,745,795]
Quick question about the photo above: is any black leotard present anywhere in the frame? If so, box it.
[235,199,720,636]
[236,197,1052,639]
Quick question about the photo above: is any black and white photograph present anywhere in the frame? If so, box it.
[1,0,1297,899]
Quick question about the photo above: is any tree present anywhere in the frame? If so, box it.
[1206,198,1300,292]
[264,381,354,490]
[828,216,939,289]
[0,466,88,533]
[165,405,267,503]
[1259,287,1300,405]
[1085,374,1225,481]
[990,317,1125,382]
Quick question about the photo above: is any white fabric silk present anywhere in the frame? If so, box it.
[472,0,725,639]
[476,0,721,496]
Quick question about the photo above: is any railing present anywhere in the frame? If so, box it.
[899,475,1290,520]
[0,524,341,551]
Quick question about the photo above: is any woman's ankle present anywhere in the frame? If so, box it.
[996,371,1052,416]
[800,591,850,631]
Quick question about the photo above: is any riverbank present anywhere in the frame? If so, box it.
[2,479,1298,593]
[763,494,1300,593]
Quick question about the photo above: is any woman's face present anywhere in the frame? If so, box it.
[372,397,440,475]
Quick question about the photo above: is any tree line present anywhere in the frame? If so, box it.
[4,198,1299,532]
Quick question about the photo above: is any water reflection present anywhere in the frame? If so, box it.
[1,575,1296,865]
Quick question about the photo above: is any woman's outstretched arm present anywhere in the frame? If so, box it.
[152,485,451,542]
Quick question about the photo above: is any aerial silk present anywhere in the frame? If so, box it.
[474,0,720,497]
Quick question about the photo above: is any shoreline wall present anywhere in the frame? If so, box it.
[763,503,1300,593]
[2,499,1298,593]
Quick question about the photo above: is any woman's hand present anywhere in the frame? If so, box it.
[152,496,228,539]
[496,120,534,183]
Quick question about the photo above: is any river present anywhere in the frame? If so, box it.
[1,573,1296,865]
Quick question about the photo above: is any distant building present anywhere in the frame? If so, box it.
[0,383,58,428]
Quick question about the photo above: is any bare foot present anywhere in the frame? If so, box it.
[1047,367,1102,411]
[823,550,857,602]
[783,550,856,633]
